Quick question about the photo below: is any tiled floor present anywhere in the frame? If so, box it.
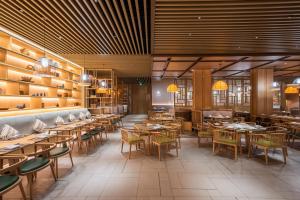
[5,115,300,200]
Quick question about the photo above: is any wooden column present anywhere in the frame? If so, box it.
[250,68,273,116]
[192,69,212,123]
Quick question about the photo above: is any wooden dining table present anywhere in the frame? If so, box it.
[215,122,267,151]
[134,123,167,155]
[0,133,52,155]
[0,119,96,155]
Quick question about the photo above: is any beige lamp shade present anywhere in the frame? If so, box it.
[284,86,298,94]
[167,83,178,93]
[212,80,228,90]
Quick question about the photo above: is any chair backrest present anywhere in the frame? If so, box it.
[270,133,286,146]
[120,128,129,142]
[0,155,27,175]
[213,129,239,143]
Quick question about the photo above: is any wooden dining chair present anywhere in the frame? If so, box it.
[75,126,93,153]
[152,130,179,161]
[197,123,213,146]
[120,128,145,159]
[213,129,241,160]
[249,132,287,164]
[49,135,74,179]
[19,142,56,199]
[0,154,27,200]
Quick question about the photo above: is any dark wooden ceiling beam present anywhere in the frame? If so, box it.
[177,57,202,78]
[160,58,171,78]
[212,57,248,73]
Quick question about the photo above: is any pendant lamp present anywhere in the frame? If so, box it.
[167,83,178,93]
[34,17,55,77]
[212,80,228,91]
[79,53,92,86]
[284,86,298,94]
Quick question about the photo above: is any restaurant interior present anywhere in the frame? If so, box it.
[0,1,300,200]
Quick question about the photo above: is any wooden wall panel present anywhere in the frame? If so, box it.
[192,69,212,123]
[250,68,273,116]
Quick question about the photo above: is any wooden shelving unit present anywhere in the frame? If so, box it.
[0,31,83,112]
[85,69,117,114]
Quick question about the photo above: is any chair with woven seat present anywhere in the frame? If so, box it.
[19,142,56,199]
[248,132,287,164]
[48,135,74,179]
[0,155,27,200]
[152,130,179,161]
[213,129,241,160]
[121,128,145,159]
[197,123,213,146]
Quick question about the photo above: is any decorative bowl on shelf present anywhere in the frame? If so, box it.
[21,76,32,82]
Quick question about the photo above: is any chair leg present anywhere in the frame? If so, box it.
[85,141,89,154]
[264,148,269,165]
[121,141,124,153]
[234,146,238,160]
[55,158,59,179]
[158,145,161,161]
[212,142,215,153]
[50,162,57,181]
[27,174,33,200]
[175,142,178,157]
[129,144,132,159]
[248,144,252,158]
[19,180,26,200]
[282,147,287,164]
[69,152,74,167]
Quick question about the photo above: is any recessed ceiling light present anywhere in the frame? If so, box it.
[19,9,24,13]
[284,62,288,65]
[198,16,201,20]
[255,36,259,39]
[238,46,241,49]
[58,36,63,40]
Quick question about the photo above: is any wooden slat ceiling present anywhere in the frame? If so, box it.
[153,0,300,55]
[152,55,300,79]
[0,0,150,54]
[2,0,300,79]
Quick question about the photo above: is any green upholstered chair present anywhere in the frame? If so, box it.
[49,135,74,179]
[19,142,56,199]
[152,130,178,161]
[213,129,240,160]
[0,155,27,200]
[249,132,287,164]
[121,128,145,159]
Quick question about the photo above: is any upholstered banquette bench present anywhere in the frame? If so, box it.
[0,108,89,137]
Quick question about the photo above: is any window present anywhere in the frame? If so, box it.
[213,79,250,111]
